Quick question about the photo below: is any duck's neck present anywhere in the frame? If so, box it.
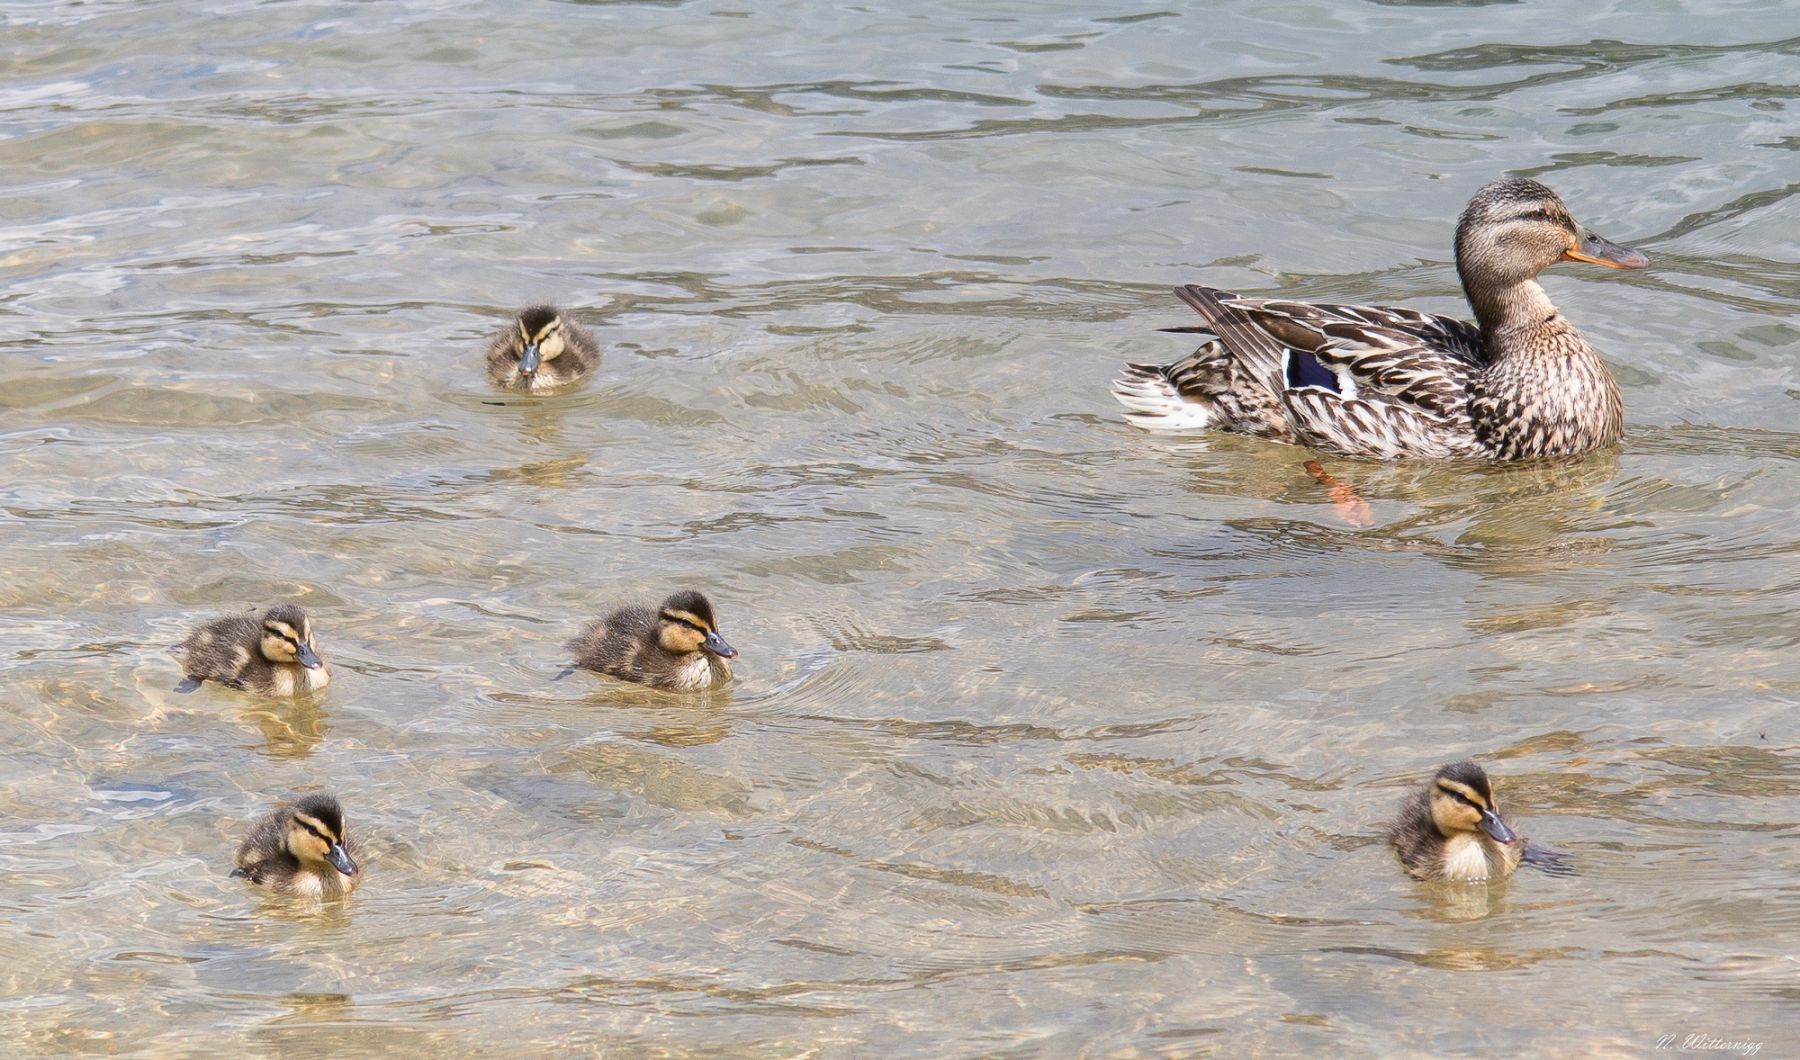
[1465,276,1562,360]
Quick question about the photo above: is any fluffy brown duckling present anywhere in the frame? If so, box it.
[486,304,599,392]
[569,590,737,691]
[1389,761,1523,882]
[175,603,329,695]
[231,794,360,899]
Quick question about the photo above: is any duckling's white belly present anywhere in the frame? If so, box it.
[288,870,324,898]
[667,654,720,691]
[288,867,353,899]
[1442,834,1495,881]
[266,663,329,696]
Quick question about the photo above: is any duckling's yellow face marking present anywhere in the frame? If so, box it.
[657,608,711,655]
[260,619,306,664]
[286,810,357,877]
[259,615,323,671]
[287,812,337,865]
[1429,778,1492,837]
[516,317,567,363]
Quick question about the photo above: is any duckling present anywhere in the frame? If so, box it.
[175,603,329,695]
[486,304,600,392]
[231,794,360,899]
[569,590,737,691]
[1389,761,1523,882]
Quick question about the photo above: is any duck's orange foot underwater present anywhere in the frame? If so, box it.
[1303,459,1373,529]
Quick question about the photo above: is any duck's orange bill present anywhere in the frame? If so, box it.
[1564,227,1649,269]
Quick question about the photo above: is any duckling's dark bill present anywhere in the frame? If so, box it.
[1565,228,1648,269]
[1480,808,1516,844]
[703,631,737,659]
[327,844,358,877]
[518,344,541,374]
[296,643,322,669]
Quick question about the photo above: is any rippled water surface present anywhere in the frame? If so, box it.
[3,0,1797,1054]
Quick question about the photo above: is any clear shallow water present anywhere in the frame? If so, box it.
[2,0,1796,1053]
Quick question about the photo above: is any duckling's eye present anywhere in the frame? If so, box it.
[1438,785,1483,810]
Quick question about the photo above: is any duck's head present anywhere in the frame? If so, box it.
[1427,761,1516,845]
[284,794,358,878]
[1454,178,1647,290]
[655,590,737,659]
[259,604,324,670]
[507,305,571,378]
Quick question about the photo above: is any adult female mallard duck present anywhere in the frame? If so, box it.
[569,590,737,692]
[175,603,329,695]
[486,304,600,392]
[231,794,361,899]
[1112,178,1648,460]
[1389,761,1523,882]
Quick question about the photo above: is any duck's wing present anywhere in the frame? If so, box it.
[1173,286,1484,392]
[1141,286,1488,456]
[1219,298,1487,459]
[1257,299,1484,363]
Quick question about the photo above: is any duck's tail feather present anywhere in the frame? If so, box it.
[1111,361,1223,432]
[1173,284,1287,395]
